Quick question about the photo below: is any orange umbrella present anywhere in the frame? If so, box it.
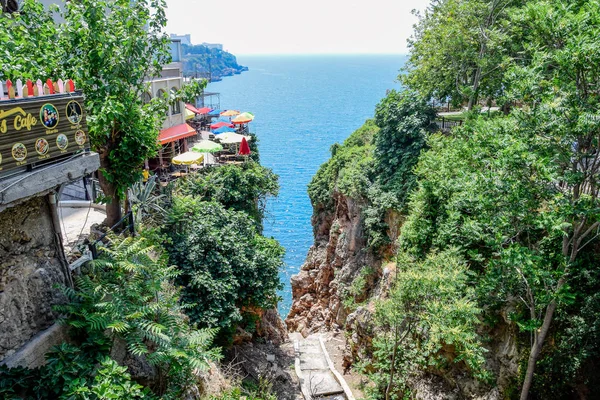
[221,109,240,117]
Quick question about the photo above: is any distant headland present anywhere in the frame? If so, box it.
[170,33,248,82]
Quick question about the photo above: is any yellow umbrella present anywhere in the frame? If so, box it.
[221,110,240,117]
[172,151,204,165]
[185,108,195,120]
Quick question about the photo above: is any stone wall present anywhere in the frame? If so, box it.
[0,196,67,362]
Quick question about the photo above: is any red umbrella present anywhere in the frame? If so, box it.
[197,107,212,114]
[210,121,234,130]
[238,137,251,155]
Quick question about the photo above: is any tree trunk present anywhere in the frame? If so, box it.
[98,150,122,227]
[385,325,400,400]
[519,299,558,400]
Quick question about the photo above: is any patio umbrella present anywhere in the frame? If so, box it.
[191,140,223,153]
[213,126,236,134]
[172,151,204,165]
[184,108,195,120]
[197,107,213,114]
[238,137,251,155]
[217,132,250,144]
[232,112,254,124]
[210,121,234,130]
[221,109,240,117]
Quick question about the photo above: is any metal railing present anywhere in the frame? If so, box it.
[436,117,464,132]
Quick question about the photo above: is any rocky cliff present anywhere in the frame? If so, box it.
[0,196,67,362]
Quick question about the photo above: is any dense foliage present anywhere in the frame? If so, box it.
[0,236,220,399]
[166,198,283,333]
[373,89,436,205]
[175,162,279,228]
[404,0,520,109]
[165,163,284,339]
[310,0,600,398]
[0,344,153,399]
[363,250,487,400]
[0,0,61,80]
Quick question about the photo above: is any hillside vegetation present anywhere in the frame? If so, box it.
[300,1,600,399]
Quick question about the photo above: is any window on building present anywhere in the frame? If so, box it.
[171,87,181,115]
[142,92,151,104]
[157,89,168,116]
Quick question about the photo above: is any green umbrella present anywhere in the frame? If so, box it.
[191,140,223,153]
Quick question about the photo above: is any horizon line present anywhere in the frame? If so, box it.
[230,52,409,57]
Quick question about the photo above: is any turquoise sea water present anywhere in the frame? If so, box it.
[207,55,405,317]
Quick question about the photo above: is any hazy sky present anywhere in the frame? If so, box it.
[165,0,431,55]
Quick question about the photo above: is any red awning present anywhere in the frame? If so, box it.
[158,123,197,144]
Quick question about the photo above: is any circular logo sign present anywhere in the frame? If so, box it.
[66,101,83,125]
[75,130,87,146]
[12,143,27,161]
[40,103,59,129]
[35,138,50,155]
[56,134,69,150]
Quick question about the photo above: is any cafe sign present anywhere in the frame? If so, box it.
[0,93,88,173]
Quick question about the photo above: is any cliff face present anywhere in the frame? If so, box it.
[286,194,381,335]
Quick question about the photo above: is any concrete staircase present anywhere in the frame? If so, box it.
[291,333,354,400]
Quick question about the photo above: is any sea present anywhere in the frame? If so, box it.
[206,55,405,317]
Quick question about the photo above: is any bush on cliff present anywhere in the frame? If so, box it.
[373,89,437,205]
[174,161,278,229]
[308,120,378,209]
[363,249,487,399]
[166,196,284,338]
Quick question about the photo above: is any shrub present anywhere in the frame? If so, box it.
[166,197,284,337]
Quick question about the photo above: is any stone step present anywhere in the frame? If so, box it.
[301,370,345,397]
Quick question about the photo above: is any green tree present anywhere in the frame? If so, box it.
[58,236,221,397]
[60,0,171,226]
[366,250,486,400]
[175,161,279,229]
[401,113,600,398]
[373,89,436,202]
[404,0,520,109]
[166,197,284,335]
[0,0,62,80]
[501,2,600,397]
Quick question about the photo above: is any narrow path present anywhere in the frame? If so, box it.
[290,333,355,400]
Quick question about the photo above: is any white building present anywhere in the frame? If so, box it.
[170,33,192,46]
[143,40,197,168]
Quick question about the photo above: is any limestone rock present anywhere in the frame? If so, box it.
[0,197,67,362]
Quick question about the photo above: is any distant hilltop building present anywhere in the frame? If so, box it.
[169,34,223,51]
[170,33,192,46]
[201,42,223,51]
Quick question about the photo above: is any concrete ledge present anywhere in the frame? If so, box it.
[2,323,69,369]
[0,152,100,213]
[59,200,106,211]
